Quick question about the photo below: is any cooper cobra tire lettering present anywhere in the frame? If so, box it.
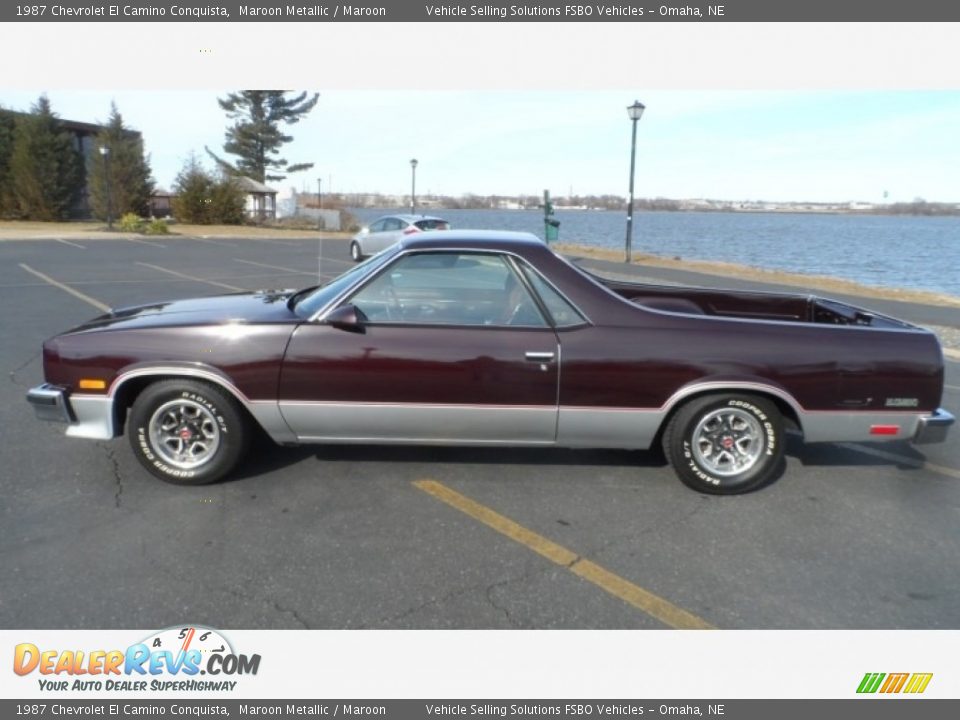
[127,379,247,486]
[663,393,785,495]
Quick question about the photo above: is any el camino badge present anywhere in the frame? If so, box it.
[885,397,919,408]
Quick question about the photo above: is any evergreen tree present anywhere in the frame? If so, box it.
[208,176,246,225]
[206,90,319,183]
[171,153,214,224]
[88,103,154,220]
[9,95,84,220]
[0,108,15,217]
[171,153,246,225]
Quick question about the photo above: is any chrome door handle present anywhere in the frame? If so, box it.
[524,351,555,362]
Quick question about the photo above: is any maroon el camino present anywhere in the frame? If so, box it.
[27,231,953,494]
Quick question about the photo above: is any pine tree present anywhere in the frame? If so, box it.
[208,176,246,224]
[171,153,214,224]
[88,103,154,220]
[206,90,319,183]
[9,95,84,221]
[0,108,16,217]
[171,153,246,225]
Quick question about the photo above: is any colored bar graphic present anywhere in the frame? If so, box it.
[857,673,886,693]
[880,673,909,693]
[904,673,934,694]
[857,672,933,694]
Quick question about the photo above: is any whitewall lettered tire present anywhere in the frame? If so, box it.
[662,394,784,495]
[127,379,247,485]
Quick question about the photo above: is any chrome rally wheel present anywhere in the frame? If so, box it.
[690,407,764,477]
[148,398,222,470]
[128,379,247,485]
[663,394,785,495]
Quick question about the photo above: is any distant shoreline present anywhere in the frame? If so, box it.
[349,200,960,217]
[553,242,960,309]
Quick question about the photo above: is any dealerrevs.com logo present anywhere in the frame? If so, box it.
[857,672,933,695]
[13,626,260,692]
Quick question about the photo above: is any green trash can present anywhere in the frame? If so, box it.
[545,218,560,244]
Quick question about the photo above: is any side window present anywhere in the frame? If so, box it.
[348,252,547,327]
[520,263,587,327]
[369,219,386,233]
[384,218,403,232]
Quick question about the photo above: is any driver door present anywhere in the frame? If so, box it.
[278,251,560,444]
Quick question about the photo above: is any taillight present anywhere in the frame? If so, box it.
[403,226,419,235]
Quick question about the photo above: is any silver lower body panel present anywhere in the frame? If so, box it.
[799,409,932,443]
[279,402,557,445]
[27,384,114,440]
[28,381,952,452]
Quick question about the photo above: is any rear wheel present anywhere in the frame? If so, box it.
[662,394,784,495]
[350,240,363,262]
[127,380,247,485]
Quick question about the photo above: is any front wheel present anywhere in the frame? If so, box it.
[127,380,248,485]
[662,394,784,495]
[350,240,363,262]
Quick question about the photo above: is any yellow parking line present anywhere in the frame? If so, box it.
[838,443,960,480]
[136,262,243,291]
[413,479,714,629]
[19,263,110,313]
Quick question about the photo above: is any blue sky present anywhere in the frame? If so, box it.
[3,90,958,203]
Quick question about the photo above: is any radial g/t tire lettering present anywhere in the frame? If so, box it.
[127,379,248,485]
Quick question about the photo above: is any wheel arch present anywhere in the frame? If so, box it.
[654,381,804,446]
[109,365,258,439]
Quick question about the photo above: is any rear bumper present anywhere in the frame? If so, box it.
[26,383,116,440]
[914,408,955,444]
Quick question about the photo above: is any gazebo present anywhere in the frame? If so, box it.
[235,176,278,221]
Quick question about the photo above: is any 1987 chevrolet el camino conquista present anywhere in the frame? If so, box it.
[27,231,954,494]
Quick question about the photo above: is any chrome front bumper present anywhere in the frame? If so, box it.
[914,408,955,444]
[26,383,72,423]
[27,383,116,439]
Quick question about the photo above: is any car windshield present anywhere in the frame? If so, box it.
[292,246,399,319]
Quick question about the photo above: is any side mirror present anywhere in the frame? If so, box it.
[325,304,365,333]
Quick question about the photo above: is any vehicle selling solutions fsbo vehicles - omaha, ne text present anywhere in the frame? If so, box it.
[27,231,954,494]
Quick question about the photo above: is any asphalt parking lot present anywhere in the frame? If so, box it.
[2,234,958,629]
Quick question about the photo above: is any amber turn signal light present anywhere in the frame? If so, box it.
[78,379,107,390]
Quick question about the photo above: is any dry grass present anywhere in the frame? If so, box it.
[555,242,960,309]
[0,220,350,240]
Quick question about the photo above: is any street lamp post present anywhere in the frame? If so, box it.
[317,177,323,229]
[99,146,113,230]
[410,158,418,215]
[624,100,645,263]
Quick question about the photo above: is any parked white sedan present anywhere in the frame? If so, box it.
[350,214,450,261]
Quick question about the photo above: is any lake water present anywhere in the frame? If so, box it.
[350,208,960,298]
